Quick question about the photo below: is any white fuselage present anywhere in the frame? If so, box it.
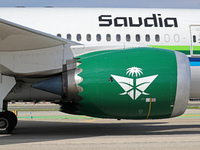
[0,8,200,98]
[0,8,198,47]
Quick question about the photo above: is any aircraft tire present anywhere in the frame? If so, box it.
[0,112,15,133]
[5,111,18,129]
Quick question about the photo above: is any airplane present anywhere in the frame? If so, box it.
[0,7,198,133]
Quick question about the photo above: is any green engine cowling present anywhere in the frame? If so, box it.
[74,47,190,119]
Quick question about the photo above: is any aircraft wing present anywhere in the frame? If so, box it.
[0,18,79,51]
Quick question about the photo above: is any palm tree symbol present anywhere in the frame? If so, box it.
[126,67,143,77]
[126,67,143,100]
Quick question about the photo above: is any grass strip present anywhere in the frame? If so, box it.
[9,109,60,111]
[178,113,200,118]
[187,106,200,109]
[18,115,96,120]
[9,106,200,112]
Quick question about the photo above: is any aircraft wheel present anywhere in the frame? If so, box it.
[5,111,18,128]
[0,112,15,133]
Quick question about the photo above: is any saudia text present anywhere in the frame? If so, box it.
[99,14,178,27]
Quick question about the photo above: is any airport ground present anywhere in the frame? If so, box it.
[0,102,199,150]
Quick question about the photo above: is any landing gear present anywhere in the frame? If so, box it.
[0,111,18,133]
[0,75,17,133]
[5,111,18,128]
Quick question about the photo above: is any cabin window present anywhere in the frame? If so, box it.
[174,34,180,42]
[77,34,81,41]
[193,35,197,43]
[164,34,170,42]
[126,34,131,42]
[155,34,160,42]
[145,34,150,42]
[87,34,91,41]
[116,34,121,42]
[67,34,71,40]
[136,34,140,42]
[57,34,61,37]
[106,34,111,42]
[97,34,101,41]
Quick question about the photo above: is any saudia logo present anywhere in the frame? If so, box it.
[111,67,158,100]
[99,14,178,27]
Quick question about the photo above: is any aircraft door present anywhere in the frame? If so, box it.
[190,25,200,56]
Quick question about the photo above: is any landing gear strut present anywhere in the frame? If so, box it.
[0,75,17,133]
[0,111,18,133]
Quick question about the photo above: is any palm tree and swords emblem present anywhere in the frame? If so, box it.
[111,67,158,100]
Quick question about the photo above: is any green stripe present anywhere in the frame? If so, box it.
[150,45,190,51]
[150,45,200,51]
[150,45,200,55]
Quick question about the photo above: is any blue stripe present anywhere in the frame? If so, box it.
[190,62,200,66]
[189,57,200,62]
[189,57,200,66]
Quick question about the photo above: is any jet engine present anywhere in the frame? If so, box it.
[33,47,190,119]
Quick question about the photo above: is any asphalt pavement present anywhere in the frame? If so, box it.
[0,109,200,150]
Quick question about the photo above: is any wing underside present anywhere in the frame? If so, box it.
[0,18,79,51]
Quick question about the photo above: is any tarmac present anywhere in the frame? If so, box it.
[0,109,200,150]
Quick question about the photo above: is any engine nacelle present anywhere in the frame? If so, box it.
[75,47,190,119]
[33,47,190,119]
